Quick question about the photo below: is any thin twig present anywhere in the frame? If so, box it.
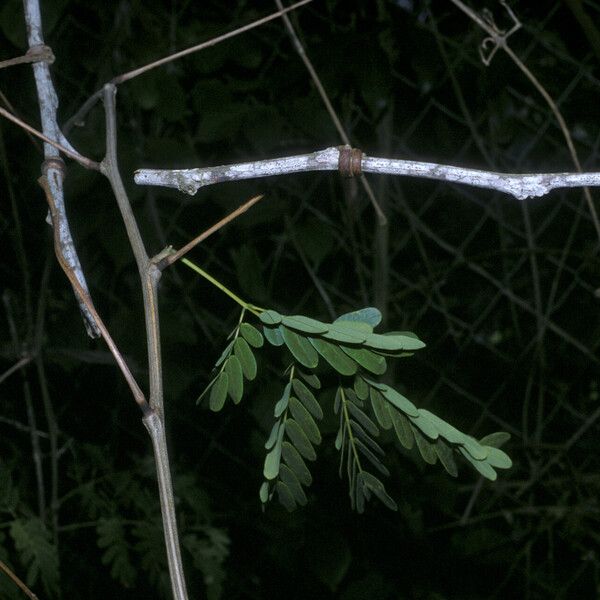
[114,0,313,84]
[274,0,386,225]
[2,289,48,521]
[64,0,314,133]
[0,415,49,437]
[0,356,32,385]
[449,0,600,243]
[38,174,148,411]
[0,89,42,159]
[32,247,58,541]
[0,558,39,600]
[0,106,99,170]
[159,194,264,268]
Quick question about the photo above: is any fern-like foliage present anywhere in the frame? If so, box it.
[259,366,323,510]
[9,517,59,596]
[96,517,136,588]
[198,316,263,410]
[200,306,512,512]
[335,385,397,512]
[183,527,230,600]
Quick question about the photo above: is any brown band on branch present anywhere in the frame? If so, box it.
[338,146,363,178]
[26,44,55,63]
[42,157,65,176]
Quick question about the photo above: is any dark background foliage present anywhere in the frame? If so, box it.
[1,0,600,597]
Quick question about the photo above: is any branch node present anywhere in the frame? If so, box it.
[338,145,363,178]
[478,1,521,65]
[41,157,65,177]
[25,44,55,64]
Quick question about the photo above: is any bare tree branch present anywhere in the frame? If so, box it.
[23,0,101,337]
[135,145,600,201]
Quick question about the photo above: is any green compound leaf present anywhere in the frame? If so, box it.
[282,441,312,486]
[248,307,512,512]
[485,446,512,469]
[479,432,511,448]
[389,408,414,449]
[376,383,419,418]
[409,411,439,440]
[344,387,363,407]
[264,422,285,480]
[350,420,384,457]
[292,378,323,420]
[279,464,307,506]
[354,376,369,401]
[209,372,229,412]
[281,315,329,334]
[323,322,368,344]
[281,327,319,368]
[435,439,458,477]
[10,517,59,596]
[418,410,466,445]
[234,337,257,380]
[353,436,389,477]
[335,307,382,328]
[289,397,321,445]
[275,481,296,512]
[197,372,217,405]
[285,418,316,461]
[459,447,497,480]
[297,370,321,389]
[309,338,357,375]
[413,427,438,464]
[224,355,243,404]
[346,400,379,437]
[240,322,264,348]
[334,423,344,451]
[462,436,488,461]
[258,309,282,326]
[265,421,281,450]
[214,340,234,368]
[341,346,387,375]
[336,385,396,513]
[263,325,284,346]
[97,518,136,589]
[259,481,270,503]
[370,387,393,430]
[358,472,397,511]
[274,382,291,418]
[364,332,425,352]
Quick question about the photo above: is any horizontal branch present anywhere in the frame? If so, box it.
[134,146,600,201]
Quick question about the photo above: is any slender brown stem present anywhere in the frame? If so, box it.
[0,558,39,600]
[160,194,264,268]
[100,84,162,412]
[100,84,188,600]
[114,0,313,85]
[64,0,314,133]
[38,174,148,411]
[0,356,32,385]
[0,106,99,170]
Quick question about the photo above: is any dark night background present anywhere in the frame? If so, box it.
[1,0,600,598]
